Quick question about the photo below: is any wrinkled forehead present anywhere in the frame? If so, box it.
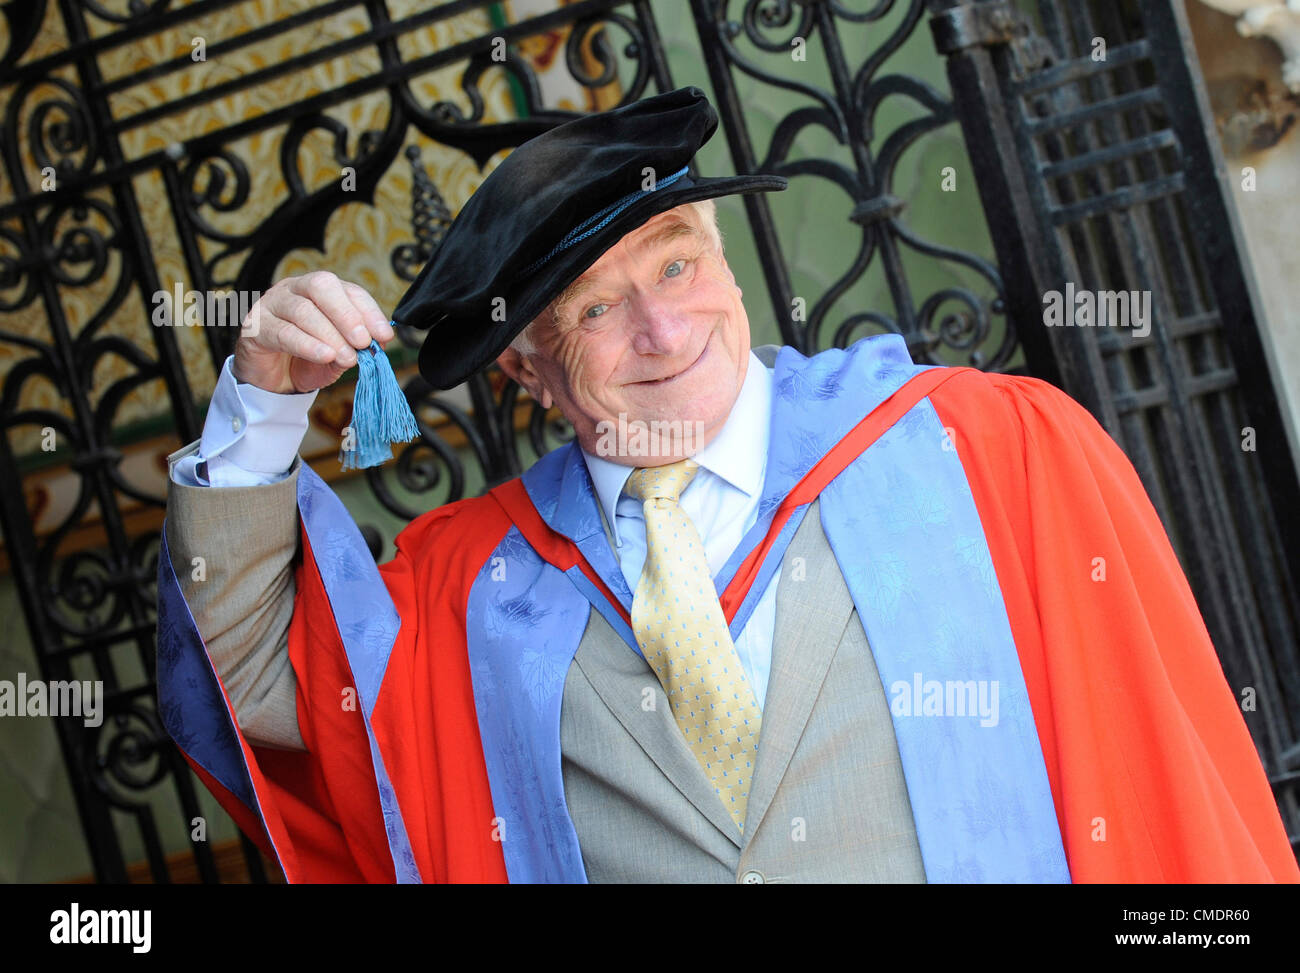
[623,203,705,249]
[588,204,703,271]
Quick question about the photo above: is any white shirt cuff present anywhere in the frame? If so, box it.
[169,356,318,487]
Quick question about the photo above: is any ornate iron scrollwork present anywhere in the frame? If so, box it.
[691,0,1015,369]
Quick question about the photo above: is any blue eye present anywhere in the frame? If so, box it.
[584,303,608,319]
[664,259,685,278]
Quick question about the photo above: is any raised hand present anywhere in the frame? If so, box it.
[233,271,395,394]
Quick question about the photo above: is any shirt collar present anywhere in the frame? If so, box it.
[580,350,773,544]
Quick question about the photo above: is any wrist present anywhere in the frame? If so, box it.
[231,349,292,394]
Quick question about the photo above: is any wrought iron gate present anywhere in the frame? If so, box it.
[933,0,1300,849]
[0,0,1295,882]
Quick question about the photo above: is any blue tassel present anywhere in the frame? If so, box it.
[340,337,420,470]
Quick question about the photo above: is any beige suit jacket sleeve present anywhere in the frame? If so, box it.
[163,443,307,751]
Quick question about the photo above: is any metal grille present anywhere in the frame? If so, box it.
[1032,0,1300,845]
[941,0,1300,843]
[687,0,1016,366]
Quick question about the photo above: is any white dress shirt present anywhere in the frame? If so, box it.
[171,351,780,708]
[579,351,778,709]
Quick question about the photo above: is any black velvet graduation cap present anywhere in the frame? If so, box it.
[392,85,788,390]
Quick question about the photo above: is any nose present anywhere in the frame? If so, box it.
[626,289,692,357]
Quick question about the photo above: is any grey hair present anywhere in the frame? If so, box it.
[509,197,723,356]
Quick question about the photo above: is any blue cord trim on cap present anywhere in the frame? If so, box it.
[522,165,690,276]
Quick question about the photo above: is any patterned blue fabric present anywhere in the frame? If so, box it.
[476,333,1070,883]
[155,468,423,883]
[523,444,636,611]
[818,398,1071,882]
[465,527,592,883]
[295,465,423,883]
[711,340,931,639]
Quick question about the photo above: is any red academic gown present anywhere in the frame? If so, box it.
[188,367,1299,883]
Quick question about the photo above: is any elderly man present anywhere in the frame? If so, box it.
[156,87,1297,884]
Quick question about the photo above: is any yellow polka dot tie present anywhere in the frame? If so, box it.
[625,459,763,833]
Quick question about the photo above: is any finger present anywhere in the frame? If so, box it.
[257,310,340,365]
[289,272,372,351]
[268,286,358,367]
[340,281,396,344]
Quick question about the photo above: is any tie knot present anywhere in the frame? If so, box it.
[625,459,699,503]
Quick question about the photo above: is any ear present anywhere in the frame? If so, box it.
[496,345,555,410]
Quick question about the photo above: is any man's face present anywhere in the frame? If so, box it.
[496,205,751,466]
